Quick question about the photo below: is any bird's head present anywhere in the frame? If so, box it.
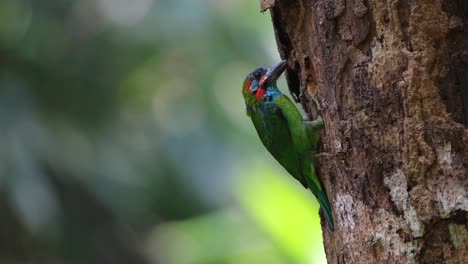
[242,60,287,104]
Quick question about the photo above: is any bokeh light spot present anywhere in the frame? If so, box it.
[98,0,153,27]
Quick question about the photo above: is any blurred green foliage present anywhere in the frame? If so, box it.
[0,0,326,263]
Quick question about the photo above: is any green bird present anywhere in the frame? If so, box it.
[242,60,334,230]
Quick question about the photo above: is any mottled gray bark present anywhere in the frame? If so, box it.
[265,0,468,263]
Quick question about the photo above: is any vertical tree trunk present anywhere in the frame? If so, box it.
[265,0,468,263]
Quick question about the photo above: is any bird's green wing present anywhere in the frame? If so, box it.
[273,95,312,153]
[249,101,307,187]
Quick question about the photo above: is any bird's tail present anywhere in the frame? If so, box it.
[305,165,335,231]
[314,187,335,231]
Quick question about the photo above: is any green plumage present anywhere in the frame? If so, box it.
[242,62,334,230]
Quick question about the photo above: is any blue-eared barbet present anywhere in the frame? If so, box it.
[242,60,334,230]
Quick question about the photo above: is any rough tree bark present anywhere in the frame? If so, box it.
[263,0,468,263]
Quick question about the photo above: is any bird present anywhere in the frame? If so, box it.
[241,60,334,230]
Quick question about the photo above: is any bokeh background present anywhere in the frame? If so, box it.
[0,0,326,263]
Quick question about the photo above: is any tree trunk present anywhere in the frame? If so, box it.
[264,0,468,263]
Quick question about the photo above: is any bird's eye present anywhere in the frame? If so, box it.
[254,72,261,79]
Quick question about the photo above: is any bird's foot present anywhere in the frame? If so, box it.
[303,118,324,129]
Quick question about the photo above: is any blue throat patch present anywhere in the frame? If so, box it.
[263,87,281,101]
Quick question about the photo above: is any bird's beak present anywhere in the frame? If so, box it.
[259,60,287,87]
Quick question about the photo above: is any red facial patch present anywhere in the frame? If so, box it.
[245,79,253,92]
[255,87,266,100]
[259,76,267,87]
